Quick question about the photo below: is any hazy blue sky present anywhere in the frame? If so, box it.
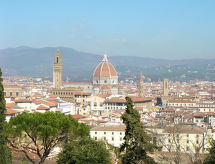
[1,0,215,59]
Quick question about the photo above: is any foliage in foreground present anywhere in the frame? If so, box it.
[204,139,215,164]
[0,68,12,164]
[120,97,158,164]
[57,138,111,164]
[5,112,89,164]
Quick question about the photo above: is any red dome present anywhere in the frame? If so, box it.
[101,85,110,90]
[93,54,117,78]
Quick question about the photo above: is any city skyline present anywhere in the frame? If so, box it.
[1,0,215,59]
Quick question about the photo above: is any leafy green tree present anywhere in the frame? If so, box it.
[0,68,12,164]
[5,112,89,164]
[204,139,215,164]
[120,97,158,164]
[57,138,111,164]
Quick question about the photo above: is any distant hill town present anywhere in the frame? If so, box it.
[0,46,215,82]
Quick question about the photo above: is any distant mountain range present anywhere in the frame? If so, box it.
[0,46,215,82]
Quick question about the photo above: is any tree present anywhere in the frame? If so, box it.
[120,97,158,164]
[204,139,215,164]
[5,112,89,164]
[0,68,12,164]
[57,138,111,164]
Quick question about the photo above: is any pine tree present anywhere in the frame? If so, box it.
[0,68,11,163]
[120,97,157,164]
[204,139,215,164]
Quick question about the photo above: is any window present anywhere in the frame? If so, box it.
[4,92,6,96]
[187,140,189,144]
[100,102,103,106]
[95,137,97,140]
[168,139,171,143]
[95,132,97,134]
[196,140,199,144]
[187,134,189,137]
[120,137,122,141]
[120,132,122,135]
[112,132,114,135]
[10,92,12,96]
[186,146,189,151]
[104,132,106,135]
[104,80,107,83]
[112,137,114,141]
[104,137,106,140]
[94,102,97,107]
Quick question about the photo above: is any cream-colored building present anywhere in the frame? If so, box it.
[90,125,125,147]
[167,100,196,108]
[4,85,23,99]
[147,125,207,154]
[86,95,105,115]
[197,103,215,112]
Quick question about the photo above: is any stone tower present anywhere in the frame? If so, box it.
[163,78,169,97]
[139,73,144,97]
[53,49,62,88]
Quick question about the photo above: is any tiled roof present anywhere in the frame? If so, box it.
[97,94,111,98]
[37,105,50,110]
[72,114,86,119]
[131,97,152,103]
[104,97,126,103]
[6,103,16,108]
[91,125,125,131]
[165,126,205,134]
[15,99,32,103]
[101,85,110,90]
[5,109,20,115]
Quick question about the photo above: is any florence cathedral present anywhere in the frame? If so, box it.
[52,49,119,100]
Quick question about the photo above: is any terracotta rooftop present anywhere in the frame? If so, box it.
[15,99,32,103]
[3,85,22,88]
[37,105,50,110]
[97,94,111,98]
[104,97,126,103]
[131,97,152,103]
[101,85,110,90]
[91,125,125,131]
[5,109,20,115]
[165,126,205,134]
[6,103,16,108]
[72,114,86,119]
[63,81,92,85]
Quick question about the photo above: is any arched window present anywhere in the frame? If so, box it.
[57,57,59,63]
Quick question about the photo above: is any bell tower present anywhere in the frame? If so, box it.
[163,78,169,97]
[139,73,144,97]
[53,49,62,88]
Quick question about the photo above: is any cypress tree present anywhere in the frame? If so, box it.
[120,97,157,164]
[0,68,11,163]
